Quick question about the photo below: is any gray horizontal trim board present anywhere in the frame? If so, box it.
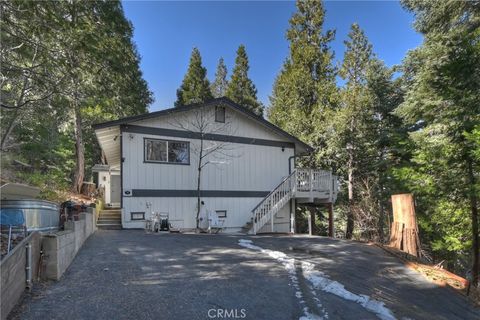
[131,189,270,198]
[93,97,313,152]
[122,124,295,149]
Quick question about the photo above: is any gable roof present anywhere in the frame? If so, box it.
[93,97,313,153]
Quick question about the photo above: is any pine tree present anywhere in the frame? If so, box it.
[175,48,213,107]
[1,0,152,193]
[211,57,228,98]
[396,0,480,285]
[268,0,337,164]
[226,45,263,116]
[338,23,375,239]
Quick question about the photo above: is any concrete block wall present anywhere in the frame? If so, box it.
[0,232,41,320]
[43,211,96,281]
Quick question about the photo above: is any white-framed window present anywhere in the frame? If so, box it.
[216,210,227,218]
[144,138,190,164]
[215,106,226,123]
[131,212,145,220]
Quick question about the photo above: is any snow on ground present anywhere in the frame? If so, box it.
[238,239,396,320]
[238,239,327,320]
[301,262,396,320]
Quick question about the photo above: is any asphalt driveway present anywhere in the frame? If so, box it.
[11,230,479,320]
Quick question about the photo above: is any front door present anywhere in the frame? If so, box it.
[110,175,121,204]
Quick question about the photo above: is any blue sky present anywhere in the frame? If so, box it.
[122,1,422,112]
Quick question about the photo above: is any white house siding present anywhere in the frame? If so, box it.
[120,107,295,231]
[133,105,287,143]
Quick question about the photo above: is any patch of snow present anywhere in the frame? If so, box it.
[301,262,396,320]
[299,309,324,320]
[239,239,396,320]
[239,239,326,320]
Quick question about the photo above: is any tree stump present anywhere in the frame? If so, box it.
[389,194,421,257]
[80,182,96,197]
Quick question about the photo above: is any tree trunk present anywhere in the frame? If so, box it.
[390,194,421,257]
[346,150,355,239]
[378,198,385,243]
[467,158,479,287]
[72,102,84,193]
[1,75,29,150]
[0,109,21,150]
[195,139,204,229]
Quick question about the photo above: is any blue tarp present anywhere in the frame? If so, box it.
[0,209,25,226]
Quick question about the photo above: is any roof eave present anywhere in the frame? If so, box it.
[92,97,314,153]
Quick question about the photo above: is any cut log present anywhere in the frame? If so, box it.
[389,194,421,257]
[80,182,96,197]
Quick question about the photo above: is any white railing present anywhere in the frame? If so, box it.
[251,171,296,234]
[250,168,337,234]
[296,168,332,193]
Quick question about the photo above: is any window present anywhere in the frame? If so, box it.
[215,106,225,123]
[145,139,167,162]
[168,141,189,163]
[145,138,189,164]
[216,210,227,218]
[131,212,145,220]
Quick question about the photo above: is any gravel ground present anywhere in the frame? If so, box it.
[10,230,480,320]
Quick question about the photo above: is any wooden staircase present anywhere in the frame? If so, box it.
[97,209,122,230]
[247,169,337,235]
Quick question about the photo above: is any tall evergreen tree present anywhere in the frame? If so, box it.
[365,60,407,242]
[175,48,213,107]
[1,0,152,193]
[337,23,375,239]
[211,57,228,98]
[396,0,480,284]
[226,45,263,116]
[268,0,337,166]
[316,23,406,241]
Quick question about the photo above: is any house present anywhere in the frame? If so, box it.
[93,97,338,234]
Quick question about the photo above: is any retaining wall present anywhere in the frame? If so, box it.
[42,212,95,281]
[0,232,41,320]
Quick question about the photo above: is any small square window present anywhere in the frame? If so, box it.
[216,210,227,218]
[215,106,225,123]
[131,212,145,220]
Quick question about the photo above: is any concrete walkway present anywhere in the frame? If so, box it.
[11,230,479,320]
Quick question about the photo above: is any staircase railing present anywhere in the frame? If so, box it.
[251,170,297,234]
[249,168,337,234]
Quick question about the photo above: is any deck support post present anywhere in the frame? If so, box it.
[271,211,274,232]
[290,199,295,234]
[328,202,334,237]
[308,208,313,236]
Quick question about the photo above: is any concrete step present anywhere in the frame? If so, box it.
[98,214,121,218]
[97,220,121,224]
[97,224,122,230]
[97,219,121,224]
[99,210,121,215]
[240,222,253,233]
[98,213,121,218]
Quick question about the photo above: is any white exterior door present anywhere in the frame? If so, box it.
[110,175,121,204]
